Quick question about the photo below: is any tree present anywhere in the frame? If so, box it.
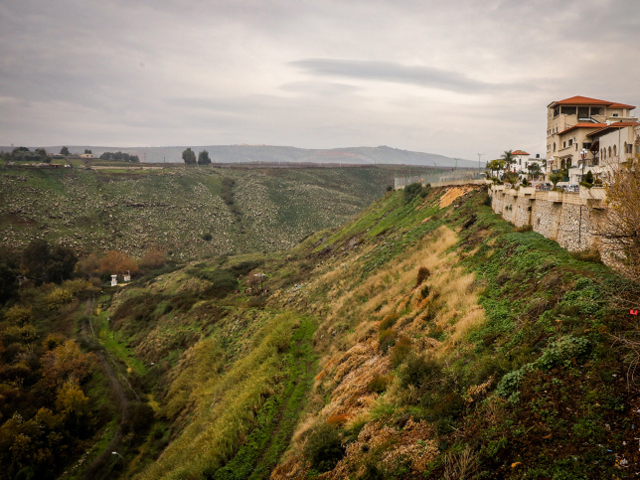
[487,159,506,177]
[580,170,594,188]
[60,146,69,156]
[197,150,211,165]
[597,161,640,282]
[99,250,139,275]
[549,172,564,189]
[0,262,18,305]
[501,150,515,172]
[528,163,541,180]
[84,149,92,154]
[22,240,77,285]
[182,148,196,165]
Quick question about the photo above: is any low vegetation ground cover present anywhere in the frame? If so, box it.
[3,180,639,479]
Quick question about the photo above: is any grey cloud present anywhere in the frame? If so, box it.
[290,59,516,93]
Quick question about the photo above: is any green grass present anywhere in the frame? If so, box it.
[95,310,148,376]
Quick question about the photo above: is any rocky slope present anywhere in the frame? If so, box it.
[0,165,425,260]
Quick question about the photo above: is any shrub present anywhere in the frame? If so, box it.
[404,182,423,202]
[390,336,412,367]
[44,288,73,309]
[3,305,33,326]
[139,247,167,270]
[416,266,430,286]
[379,328,396,353]
[199,269,238,298]
[304,423,345,473]
[420,284,430,299]
[368,374,389,393]
[379,313,399,331]
[399,354,442,389]
[202,233,213,241]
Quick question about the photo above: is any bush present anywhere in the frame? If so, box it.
[44,288,73,309]
[202,233,213,241]
[139,247,167,270]
[199,269,238,298]
[3,305,33,326]
[378,328,396,353]
[368,374,389,393]
[399,354,442,389]
[304,423,345,473]
[416,266,430,286]
[379,313,399,331]
[390,336,412,367]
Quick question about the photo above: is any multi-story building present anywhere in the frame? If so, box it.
[546,96,636,177]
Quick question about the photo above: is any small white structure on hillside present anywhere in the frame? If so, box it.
[111,275,118,287]
[123,270,131,283]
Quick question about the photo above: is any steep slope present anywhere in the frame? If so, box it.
[0,165,426,260]
[89,184,637,479]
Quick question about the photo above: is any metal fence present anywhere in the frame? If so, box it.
[394,169,482,189]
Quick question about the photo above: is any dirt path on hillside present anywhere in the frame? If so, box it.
[80,298,132,479]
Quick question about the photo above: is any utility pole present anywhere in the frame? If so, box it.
[477,154,484,176]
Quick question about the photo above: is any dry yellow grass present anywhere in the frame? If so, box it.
[439,185,476,208]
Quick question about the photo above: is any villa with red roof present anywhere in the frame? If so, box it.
[546,96,637,181]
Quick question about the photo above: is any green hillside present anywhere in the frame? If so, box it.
[0,165,426,260]
[2,182,638,479]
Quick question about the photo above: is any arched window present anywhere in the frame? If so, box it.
[625,142,628,154]
[553,143,556,152]
[613,145,617,157]
[609,146,612,157]
[601,148,604,159]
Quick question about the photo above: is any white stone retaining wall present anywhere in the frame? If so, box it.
[489,185,607,253]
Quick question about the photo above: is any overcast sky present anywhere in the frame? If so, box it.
[1,0,639,160]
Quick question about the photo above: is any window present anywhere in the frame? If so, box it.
[568,139,573,146]
[613,112,619,117]
[583,142,592,149]
[561,106,577,115]
[613,145,617,157]
[578,107,589,118]
[553,143,556,152]
[590,107,602,116]
[554,107,559,117]
[563,141,566,148]
[609,146,612,157]
[575,144,578,151]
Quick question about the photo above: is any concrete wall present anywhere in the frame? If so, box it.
[490,185,607,253]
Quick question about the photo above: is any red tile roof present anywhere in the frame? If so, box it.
[559,123,607,135]
[609,103,636,109]
[512,150,530,155]
[587,121,640,138]
[549,96,635,109]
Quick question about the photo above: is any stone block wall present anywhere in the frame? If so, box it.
[490,186,604,253]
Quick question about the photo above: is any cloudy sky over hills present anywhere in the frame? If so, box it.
[1,0,639,160]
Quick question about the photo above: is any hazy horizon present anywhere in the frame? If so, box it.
[2,0,639,160]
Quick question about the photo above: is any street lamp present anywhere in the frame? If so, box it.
[477,154,484,177]
[580,148,588,180]
[112,451,124,466]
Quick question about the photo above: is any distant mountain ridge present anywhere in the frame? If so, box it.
[0,144,476,167]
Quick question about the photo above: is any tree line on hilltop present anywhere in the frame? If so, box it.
[182,148,211,165]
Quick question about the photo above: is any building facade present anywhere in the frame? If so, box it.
[546,96,636,177]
